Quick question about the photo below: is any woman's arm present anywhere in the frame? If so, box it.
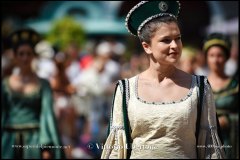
[101,85,127,159]
[198,77,226,159]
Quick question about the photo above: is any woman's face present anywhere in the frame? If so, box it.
[207,46,227,72]
[142,22,182,65]
[15,44,35,69]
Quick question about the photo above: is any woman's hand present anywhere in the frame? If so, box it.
[218,115,229,130]
[42,150,52,159]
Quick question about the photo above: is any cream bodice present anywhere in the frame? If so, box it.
[127,75,197,158]
[101,75,225,159]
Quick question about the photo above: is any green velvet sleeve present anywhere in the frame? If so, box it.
[39,79,65,159]
[1,81,7,129]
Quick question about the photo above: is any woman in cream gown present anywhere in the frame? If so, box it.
[101,1,225,159]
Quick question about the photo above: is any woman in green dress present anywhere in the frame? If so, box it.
[1,28,65,159]
[204,33,239,159]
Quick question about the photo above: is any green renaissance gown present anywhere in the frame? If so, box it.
[1,78,65,159]
[213,77,239,159]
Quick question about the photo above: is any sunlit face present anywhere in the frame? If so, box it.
[207,46,227,72]
[142,22,182,65]
[15,44,35,68]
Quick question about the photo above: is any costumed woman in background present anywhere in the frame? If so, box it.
[1,28,65,159]
[204,33,239,159]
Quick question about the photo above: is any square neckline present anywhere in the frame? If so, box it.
[3,77,41,98]
[134,74,196,105]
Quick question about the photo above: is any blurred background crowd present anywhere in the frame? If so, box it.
[1,1,238,159]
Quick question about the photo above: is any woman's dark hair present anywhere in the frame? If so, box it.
[138,16,179,44]
[13,42,35,54]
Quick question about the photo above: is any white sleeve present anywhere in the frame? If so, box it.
[198,77,226,159]
[101,86,127,159]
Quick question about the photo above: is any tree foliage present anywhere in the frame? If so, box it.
[46,16,86,51]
